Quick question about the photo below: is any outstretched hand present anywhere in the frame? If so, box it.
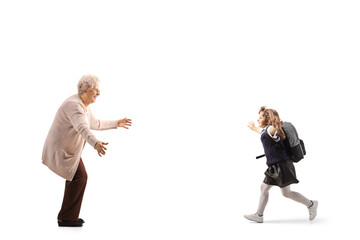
[248,121,260,133]
[94,141,108,157]
[118,118,132,129]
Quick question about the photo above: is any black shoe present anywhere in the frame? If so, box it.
[78,218,85,224]
[58,219,83,227]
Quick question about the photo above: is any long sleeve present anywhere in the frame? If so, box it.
[64,101,99,148]
[87,107,118,130]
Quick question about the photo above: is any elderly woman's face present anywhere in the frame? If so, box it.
[85,84,100,104]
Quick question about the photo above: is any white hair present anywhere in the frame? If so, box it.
[77,75,100,95]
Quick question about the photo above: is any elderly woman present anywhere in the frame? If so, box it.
[42,75,132,227]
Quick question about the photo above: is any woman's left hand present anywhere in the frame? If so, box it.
[118,118,132,129]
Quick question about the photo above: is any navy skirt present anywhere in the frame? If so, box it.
[263,160,299,188]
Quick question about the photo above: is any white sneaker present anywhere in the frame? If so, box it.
[308,200,318,221]
[244,213,264,223]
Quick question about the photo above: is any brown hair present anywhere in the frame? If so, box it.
[259,106,285,140]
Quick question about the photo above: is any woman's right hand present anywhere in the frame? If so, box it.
[94,141,108,157]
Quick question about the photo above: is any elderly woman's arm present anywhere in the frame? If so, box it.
[87,108,118,130]
[64,102,99,148]
[65,102,108,157]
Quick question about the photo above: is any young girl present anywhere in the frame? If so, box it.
[244,106,318,223]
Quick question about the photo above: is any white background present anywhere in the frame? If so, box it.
[0,0,359,239]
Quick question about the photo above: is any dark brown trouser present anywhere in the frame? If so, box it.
[58,159,87,221]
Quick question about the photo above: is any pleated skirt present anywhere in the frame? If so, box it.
[263,160,299,188]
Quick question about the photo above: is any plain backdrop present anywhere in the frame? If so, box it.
[0,0,359,239]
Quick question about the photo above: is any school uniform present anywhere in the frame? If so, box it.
[260,126,299,188]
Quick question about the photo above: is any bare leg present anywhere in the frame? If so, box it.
[281,186,312,207]
[257,183,272,215]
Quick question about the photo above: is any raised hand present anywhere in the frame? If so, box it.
[118,118,132,129]
[248,121,260,133]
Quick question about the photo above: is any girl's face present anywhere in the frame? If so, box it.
[258,112,267,128]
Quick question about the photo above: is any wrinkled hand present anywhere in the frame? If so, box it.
[118,118,132,129]
[94,141,108,157]
[248,121,260,133]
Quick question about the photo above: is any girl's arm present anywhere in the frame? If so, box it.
[267,126,280,141]
[248,121,261,133]
[269,126,276,136]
